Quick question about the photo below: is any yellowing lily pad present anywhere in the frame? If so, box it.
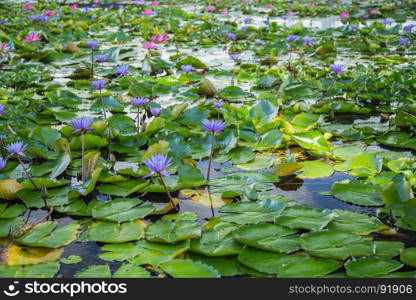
[1,244,63,266]
[297,161,334,178]
[0,180,25,200]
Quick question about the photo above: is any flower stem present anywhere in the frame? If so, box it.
[81,132,86,182]
[17,156,38,189]
[99,88,107,120]
[0,137,6,156]
[206,132,215,183]
[231,63,235,86]
[91,49,94,78]
[158,173,177,211]
[136,110,141,148]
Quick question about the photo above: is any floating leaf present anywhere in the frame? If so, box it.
[15,222,80,248]
[1,244,63,266]
[113,263,151,278]
[275,206,337,231]
[145,212,201,244]
[332,180,384,206]
[0,180,24,200]
[160,259,220,278]
[91,198,155,222]
[291,131,330,152]
[297,161,334,178]
[400,248,416,267]
[300,231,374,260]
[60,255,82,264]
[345,257,403,277]
[88,220,145,243]
[74,265,111,278]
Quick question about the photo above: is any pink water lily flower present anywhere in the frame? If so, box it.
[70,4,78,10]
[340,11,349,18]
[0,41,9,53]
[43,10,55,16]
[142,9,154,16]
[265,4,273,8]
[206,6,215,11]
[150,34,169,43]
[220,9,229,15]
[143,42,156,49]
[23,3,33,10]
[287,11,295,16]
[370,10,377,15]
[150,1,159,5]
[23,33,41,43]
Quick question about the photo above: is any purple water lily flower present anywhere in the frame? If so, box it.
[351,25,358,30]
[263,19,270,25]
[132,97,147,107]
[400,38,409,45]
[0,157,7,170]
[230,54,240,61]
[68,118,94,133]
[227,33,237,40]
[255,40,265,46]
[241,26,249,31]
[404,24,415,33]
[143,153,172,178]
[303,37,314,46]
[287,35,299,42]
[203,119,226,134]
[6,141,27,157]
[381,19,391,26]
[221,29,228,35]
[212,102,224,108]
[91,79,107,89]
[330,64,344,76]
[0,104,6,115]
[115,64,131,78]
[243,18,251,24]
[86,41,99,50]
[96,54,108,62]
[180,65,193,73]
[150,107,162,116]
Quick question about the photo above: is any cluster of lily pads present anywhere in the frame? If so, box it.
[0,0,415,278]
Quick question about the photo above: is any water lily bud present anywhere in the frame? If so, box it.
[198,79,217,97]
[41,184,48,200]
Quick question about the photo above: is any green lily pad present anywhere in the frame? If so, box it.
[88,220,145,243]
[15,222,80,248]
[400,248,416,267]
[300,230,374,260]
[160,259,220,278]
[332,180,384,206]
[345,257,403,277]
[145,212,201,244]
[297,161,334,178]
